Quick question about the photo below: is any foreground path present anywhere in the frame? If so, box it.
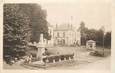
[46,56,110,71]
[75,56,110,70]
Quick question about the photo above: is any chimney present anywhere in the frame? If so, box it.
[70,16,73,29]
[71,24,72,29]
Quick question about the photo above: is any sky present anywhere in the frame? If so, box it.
[39,0,111,32]
[4,0,111,32]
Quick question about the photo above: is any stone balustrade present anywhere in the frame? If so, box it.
[42,53,74,63]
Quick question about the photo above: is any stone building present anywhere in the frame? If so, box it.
[53,24,81,46]
[86,40,96,50]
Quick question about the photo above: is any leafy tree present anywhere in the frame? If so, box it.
[79,21,88,45]
[3,4,31,58]
[86,29,97,41]
[19,4,49,43]
[104,32,111,48]
[95,29,104,46]
[3,4,50,62]
[79,22,111,48]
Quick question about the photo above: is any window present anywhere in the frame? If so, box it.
[57,32,59,37]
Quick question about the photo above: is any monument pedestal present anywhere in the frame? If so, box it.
[28,34,47,65]
[36,34,46,64]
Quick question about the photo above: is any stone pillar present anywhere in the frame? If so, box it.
[59,58,61,62]
[64,57,66,61]
[36,47,44,60]
[46,58,49,63]
[53,59,56,63]
[36,34,46,63]
[92,42,96,50]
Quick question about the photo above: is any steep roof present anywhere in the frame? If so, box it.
[87,40,96,43]
[54,24,75,31]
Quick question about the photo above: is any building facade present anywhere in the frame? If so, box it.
[53,24,81,46]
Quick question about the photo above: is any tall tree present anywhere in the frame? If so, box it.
[104,32,111,48]
[19,4,49,43]
[3,4,49,61]
[86,29,97,41]
[4,4,31,58]
[78,21,88,45]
